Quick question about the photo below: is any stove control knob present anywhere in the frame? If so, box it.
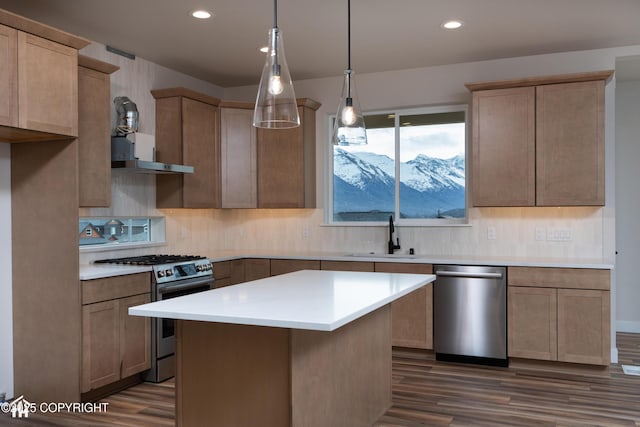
[166,269,173,276]
[196,265,202,272]
[157,270,165,278]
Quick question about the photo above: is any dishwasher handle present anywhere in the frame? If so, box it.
[435,270,503,279]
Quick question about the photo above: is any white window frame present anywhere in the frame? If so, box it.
[325,104,469,227]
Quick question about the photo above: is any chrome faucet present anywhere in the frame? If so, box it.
[388,215,401,254]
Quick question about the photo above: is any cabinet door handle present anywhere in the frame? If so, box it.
[435,270,503,279]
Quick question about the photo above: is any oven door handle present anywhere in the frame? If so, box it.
[157,276,213,294]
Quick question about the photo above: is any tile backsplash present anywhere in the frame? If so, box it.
[80,171,607,264]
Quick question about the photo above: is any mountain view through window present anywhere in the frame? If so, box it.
[332,108,466,223]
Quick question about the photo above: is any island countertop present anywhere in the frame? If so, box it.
[129,269,435,331]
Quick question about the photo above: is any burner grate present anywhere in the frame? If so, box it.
[94,254,206,266]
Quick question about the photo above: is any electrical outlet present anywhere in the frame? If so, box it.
[535,227,545,241]
[302,225,310,239]
[487,226,496,240]
[547,228,572,241]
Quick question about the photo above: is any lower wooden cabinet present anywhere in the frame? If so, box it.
[243,258,271,281]
[319,259,434,349]
[81,273,151,393]
[213,259,244,288]
[375,263,433,349]
[508,286,557,360]
[320,260,374,272]
[82,299,120,391]
[557,288,610,365]
[507,267,610,365]
[119,294,152,377]
[270,259,321,276]
[213,258,271,287]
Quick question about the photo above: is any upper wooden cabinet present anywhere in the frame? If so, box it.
[467,70,612,207]
[470,87,536,206]
[153,91,320,210]
[78,55,119,207]
[0,24,17,129]
[152,87,221,208]
[257,99,320,208]
[0,10,89,143]
[536,81,605,205]
[220,101,257,208]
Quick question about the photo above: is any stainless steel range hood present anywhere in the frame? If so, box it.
[111,136,194,174]
[111,159,194,174]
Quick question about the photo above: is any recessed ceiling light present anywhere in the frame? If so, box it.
[259,46,269,53]
[191,10,212,19]
[441,20,463,30]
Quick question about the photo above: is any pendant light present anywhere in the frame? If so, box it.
[253,0,300,129]
[333,0,367,145]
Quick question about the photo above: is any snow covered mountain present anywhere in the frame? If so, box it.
[333,148,465,220]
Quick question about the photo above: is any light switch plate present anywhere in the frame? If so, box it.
[487,226,496,240]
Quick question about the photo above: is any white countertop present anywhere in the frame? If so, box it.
[80,264,152,280]
[80,250,614,280]
[199,250,614,270]
[129,270,435,331]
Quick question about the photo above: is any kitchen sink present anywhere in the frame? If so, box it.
[343,252,420,259]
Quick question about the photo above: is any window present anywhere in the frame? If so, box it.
[329,105,467,225]
[79,217,165,248]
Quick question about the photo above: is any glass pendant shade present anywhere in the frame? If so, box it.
[253,27,300,128]
[333,69,367,145]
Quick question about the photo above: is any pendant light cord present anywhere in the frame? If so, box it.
[347,0,351,71]
[272,0,280,70]
[274,0,278,28]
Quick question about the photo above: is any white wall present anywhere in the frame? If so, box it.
[615,77,640,332]
[0,143,13,399]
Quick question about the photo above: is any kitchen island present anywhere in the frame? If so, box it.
[129,269,434,427]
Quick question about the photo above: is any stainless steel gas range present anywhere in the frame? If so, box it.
[95,254,214,382]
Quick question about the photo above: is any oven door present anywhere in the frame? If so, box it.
[156,276,213,359]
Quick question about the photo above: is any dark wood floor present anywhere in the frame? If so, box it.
[7,333,640,426]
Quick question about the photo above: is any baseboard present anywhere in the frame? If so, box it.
[617,321,640,333]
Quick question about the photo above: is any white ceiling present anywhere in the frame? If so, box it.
[1,0,640,87]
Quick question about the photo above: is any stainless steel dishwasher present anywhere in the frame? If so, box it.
[433,265,508,366]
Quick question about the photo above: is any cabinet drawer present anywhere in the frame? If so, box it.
[82,272,150,304]
[508,267,609,290]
